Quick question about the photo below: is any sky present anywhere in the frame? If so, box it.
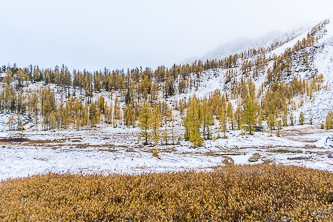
[0,0,333,72]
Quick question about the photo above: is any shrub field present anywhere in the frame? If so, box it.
[0,164,332,221]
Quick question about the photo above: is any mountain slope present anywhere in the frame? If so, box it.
[170,18,333,125]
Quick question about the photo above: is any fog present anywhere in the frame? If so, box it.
[0,0,332,71]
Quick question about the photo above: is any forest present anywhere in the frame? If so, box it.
[0,19,331,147]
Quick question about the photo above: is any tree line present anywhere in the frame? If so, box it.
[1,19,331,147]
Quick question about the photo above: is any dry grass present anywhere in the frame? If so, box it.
[26,139,67,145]
[0,165,332,221]
[0,137,29,142]
[222,156,235,165]
[248,153,261,162]
[272,149,303,154]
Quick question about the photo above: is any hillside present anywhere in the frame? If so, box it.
[1,18,333,180]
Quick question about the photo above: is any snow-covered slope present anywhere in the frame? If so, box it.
[170,17,333,125]
[0,113,33,132]
[2,19,333,181]
[203,24,314,61]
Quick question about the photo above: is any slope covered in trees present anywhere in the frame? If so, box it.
[0,19,332,147]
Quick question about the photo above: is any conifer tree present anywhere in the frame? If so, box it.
[268,114,276,136]
[234,106,243,130]
[7,115,14,131]
[243,98,257,135]
[113,96,121,127]
[201,99,213,139]
[299,112,305,125]
[282,111,288,127]
[3,69,13,85]
[227,102,234,130]
[4,85,12,112]
[50,112,57,130]
[89,102,97,127]
[138,102,152,145]
[18,114,24,131]
[219,107,228,139]
[98,96,105,114]
[170,111,175,144]
[124,105,133,126]
[183,98,203,147]
[162,116,169,146]
[277,119,282,137]
[290,115,294,126]
[150,105,162,145]
[326,112,332,130]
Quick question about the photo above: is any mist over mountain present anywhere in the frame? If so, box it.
[182,22,319,64]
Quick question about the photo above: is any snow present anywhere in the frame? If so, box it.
[0,114,10,132]
[319,18,333,44]
[0,146,223,180]
[1,124,332,181]
[227,153,264,165]
[211,131,304,148]
[1,19,333,181]
[270,28,311,56]
[290,22,333,123]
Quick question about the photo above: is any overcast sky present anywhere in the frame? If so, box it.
[1,0,332,71]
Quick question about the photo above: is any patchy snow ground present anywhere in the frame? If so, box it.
[1,124,332,181]
[1,19,333,181]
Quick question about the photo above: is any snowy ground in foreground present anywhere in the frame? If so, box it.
[0,125,333,181]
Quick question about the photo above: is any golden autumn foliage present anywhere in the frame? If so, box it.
[0,164,332,221]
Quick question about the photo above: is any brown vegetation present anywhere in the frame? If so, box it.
[0,164,332,221]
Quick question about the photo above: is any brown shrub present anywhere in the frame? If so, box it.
[0,164,332,221]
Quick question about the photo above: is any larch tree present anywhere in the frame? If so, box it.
[89,102,97,127]
[227,102,234,130]
[326,112,332,130]
[277,119,282,137]
[183,98,203,147]
[289,115,294,126]
[268,114,276,136]
[234,106,243,130]
[299,112,305,125]
[138,102,152,145]
[243,98,257,135]
[150,105,162,146]
[220,106,228,139]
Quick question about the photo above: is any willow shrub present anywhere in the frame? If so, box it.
[0,164,332,221]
